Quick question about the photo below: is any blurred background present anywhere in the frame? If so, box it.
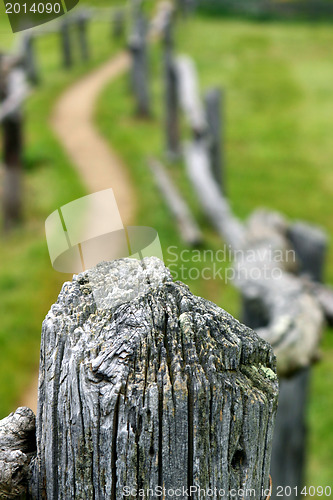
[0,0,332,496]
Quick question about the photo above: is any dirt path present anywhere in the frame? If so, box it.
[19,52,136,413]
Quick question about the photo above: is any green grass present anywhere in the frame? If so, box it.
[0,11,124,417]
[96,15,333,491]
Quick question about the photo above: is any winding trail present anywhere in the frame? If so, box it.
[19,51,136,413]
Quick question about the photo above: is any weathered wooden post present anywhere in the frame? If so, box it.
[0,258,278,498]
[287,222,327,283]
[163,12,180,158]
[112,8,125,40]
[176,0,194,17]
[0,59,26,231]
[76,11,90,62]
[128,13,151,117]
[60,19,73,69]
[184,135,327,499]
[21,33,39,85]
[1,107,23,231]
[268,222,328,500]
[205,87,225,193]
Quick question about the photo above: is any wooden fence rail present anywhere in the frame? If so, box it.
[148,157,202,245]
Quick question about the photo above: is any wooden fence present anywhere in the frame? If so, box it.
[0,5,128,231]
[128,4,333,497]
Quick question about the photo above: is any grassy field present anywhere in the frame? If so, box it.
[0,9,124,416]
[96,14,333,491]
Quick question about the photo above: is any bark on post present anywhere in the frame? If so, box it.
[163,13,180,158]
[25,257,277,499]
[128,14,151,117]
[205,87,225,194]
[60,19,73,69]
[76,12,89,62]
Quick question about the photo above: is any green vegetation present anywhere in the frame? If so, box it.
[0,14,122,416]
[96,15,333,490]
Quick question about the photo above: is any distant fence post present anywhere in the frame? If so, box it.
[0,64,24,231]
[163,13,180,158]
[269,222,327,500]
[204,87,225,193]
[76,12,90,62]
[60,19,73,69]
[21,33,39,85]
[112,8,125,40]
[128,13,151,117]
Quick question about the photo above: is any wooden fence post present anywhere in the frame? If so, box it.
[287,222,327,283]
[269,222,327,500]
[112,8,125,39]
[0,258,279,498]
[2,110,23,231]
[163,13,180,158]
[21,33,39,85]
[0,62,25,231]
[60,19,73,69]
[76,12,89,62]
[128,13,151,117]
[204,87,225,194]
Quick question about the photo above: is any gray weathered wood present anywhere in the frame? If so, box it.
[150,1,174,39]
[148,158,202,245]
[234,209,324,377]
[175,55,207,137]
[29,257,277,499]
[128,14,151,117]
[20,33,39,85]
[267,220,327,500]
[60,20,73,69]
[287,221,327,283]
[270,368,309,500]
[76,12,90,62]
[0,63,27,231]
[313,282,333,326]
[184,139,245,250]
[0,407,36,499]
[184,141,324,377]
[163,13,180,158]
[205,87,225,193]
[112,9,125,39]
